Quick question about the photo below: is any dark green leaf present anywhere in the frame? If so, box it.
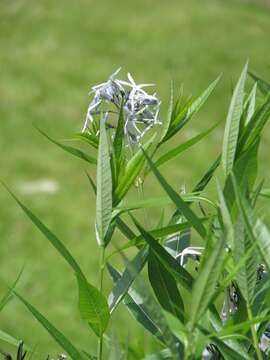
[35,127,97,165]
[248,71,270,95]
[141,147,207,239]
[1,183,85,279]
[148,249,184,322]
[76,132,99,149]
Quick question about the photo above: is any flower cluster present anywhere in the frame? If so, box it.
[82,68,161,148]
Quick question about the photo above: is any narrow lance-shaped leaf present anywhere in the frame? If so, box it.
[141,147,207,239]
[1,182,85,279]
[108,245,149,313]
[35,126,97,165]
[131,215,193,291]
[0,267,23,312]
[113,100,124,171]
[113,135,154,205]
[107,264,184,358]
[148,249,185,322]
[14,291,84,360]
[76,274,110,337]
[96,116,112,246]
[244,82,257,126]
[159,80,174,143]
[222,62,248,177]
[190,232,225,327]
[248,71,270,96]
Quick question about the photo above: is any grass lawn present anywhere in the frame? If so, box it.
[1,0,270,357]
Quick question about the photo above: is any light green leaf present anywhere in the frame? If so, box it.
[76,274,110,337]
[0,267,23,313]
[113,135,154,205]
[14,291,84,360]
[190,233,225,327]
[96,116,112,246]
[222,62,248,177]
[76,132,99,149]
[0,329,31,352]
[35,127,97,165]
[1,182,85,279]
[244,82,257,126]
[141,147,207,239]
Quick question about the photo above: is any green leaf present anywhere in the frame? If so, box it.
[113,135,154,205]
[131,216,193,291]
[159,80,174,143]
[113,194,215,215]
[148,249,185,322]
[108,245,149,313]
[76,132,99,149]
[163,75,221,143]
[76,274,110,337]
[192,155,221,193]
[248,71,270,96]
[244,82,257,126]
[35,126,97,165]
[96,116,112,245]
[107,264,184,358]
[151,122,219,172]
[14,291,84,360]
[113,100,124,173]
[0,329,31,351]
[0,267,23,312]
[231,174,270,272]
[190,232,225,327]
[222,62,248,177]
[1,182,85,279]
[238,94,270,154]
[141,147,207,239]
[234,212,257,303]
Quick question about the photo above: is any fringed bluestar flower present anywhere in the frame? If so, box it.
[82,68,161,149]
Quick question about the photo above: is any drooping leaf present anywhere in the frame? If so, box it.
[76,274,110,337]
[222,62,248,177]
[141,148,207,239]
[14,292,84,360]
[96,116,112,246]
[108,245,149,313]
[113,135,154,205]
[148,249,184,322]
[85,171,97,195]
[76,132,99,149]
[190,232,225,327]
[1,183,85,279]
[35,127,97,165]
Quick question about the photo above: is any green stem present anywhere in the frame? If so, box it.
[137,177,149,229]
[98,244,105,360]
[246,302,262,360]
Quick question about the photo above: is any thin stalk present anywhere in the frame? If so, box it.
[97,244,105,360]
[137,177,149,229]
[246,302,262,360]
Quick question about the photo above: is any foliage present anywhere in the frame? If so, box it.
[2,65,270,359]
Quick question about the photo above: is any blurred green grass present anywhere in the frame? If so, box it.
[1,0,270,357]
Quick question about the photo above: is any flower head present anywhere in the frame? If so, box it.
[83,68,161,148]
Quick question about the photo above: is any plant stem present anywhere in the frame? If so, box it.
[137,177,149,229]
[98,244,105,360]
[246,302,262,360]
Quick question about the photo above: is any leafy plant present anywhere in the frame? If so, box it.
[2,65,270,359]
